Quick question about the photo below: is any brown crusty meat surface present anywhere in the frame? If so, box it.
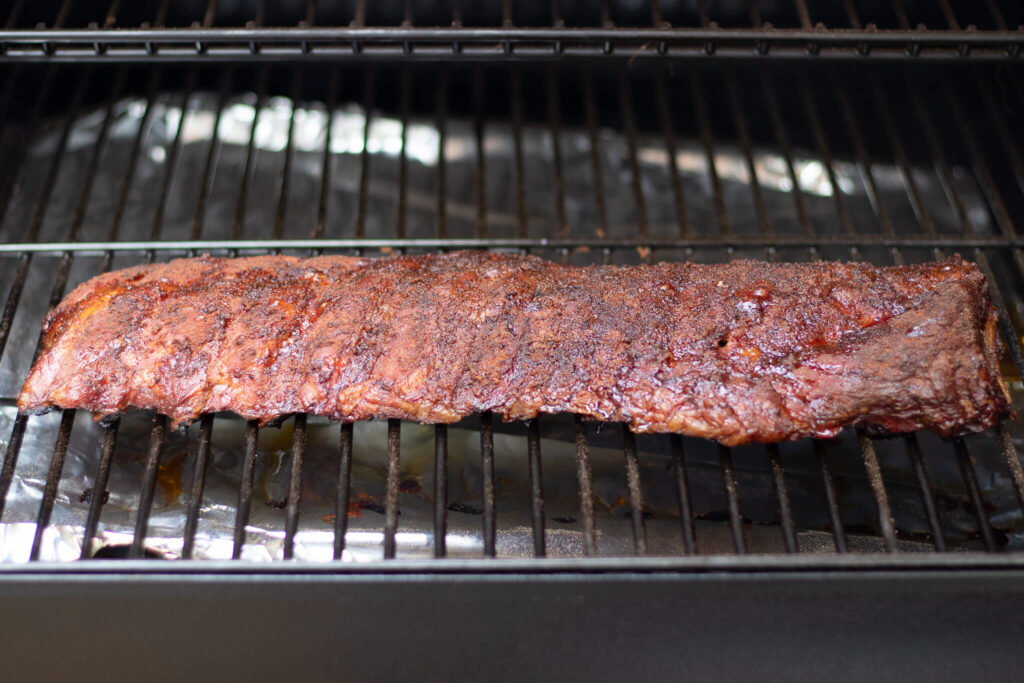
[17,251,1014,446]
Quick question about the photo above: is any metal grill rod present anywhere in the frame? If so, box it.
[622,427,647,555]
[653,65,688,237]
[283,414,307,560]
[954,439,998,551]
[857,433,899,552]
[479,411,496,558]
[29,410,75,560]
[670,436,696,554]
[433,424,448,558]
[767,444,798,554]
[383,418,401,559]
[903,434,946,552]
[129,415,167,559]
[181,414,213,560]
[231,421,259,559]
[717,445,746,554]
[527,418,545,557]
[332,422,354,560]
[814,440,848,553]
[80,418,119,559]
[573,416,598,556]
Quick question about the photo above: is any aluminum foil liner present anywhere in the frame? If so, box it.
[0,89,1021,561]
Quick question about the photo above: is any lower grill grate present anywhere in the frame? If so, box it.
[0,59,1022,564]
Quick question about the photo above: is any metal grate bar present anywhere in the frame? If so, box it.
[69,71,125,240]
[509,66,527,238]
[793,0,813,29]
[190,67,232,240]
[181,414,213,560]
[283,414,307,560]
[479,411,496,558]
[907,81,975,235]
[0,414,29,522]
[670,436,696,554]
[52,0,73,30]
[527,418,545,557]
[797,71,854,234]
[653,66,688,237]
[272,72,302,240]
[103,0,122,30]
[903,434,946,552]
[814,440,848,553]
[717,445,746,554]
[1,23,1023,59]
[231,421,259,559]
[833,78,895,236]
[332,422,353,560]
[690,65,730,236]
[378,417,401,561]
[619,68,648,239]
[354,69,374,238]
[312,67,338,240]
[573,416,598,556]
[887,0,911,30]
[148,70,196,242]
[842,0,861,29]
[547,66,568,238]
[986,0,1009,29]
[107,67,161,242]
[129,414,167,559]
[725,66,771,236]
[230,67,264,240]
[383,419,401,559]
[858,433,899,552]
[767,444,798,553]
[581,67,610,237]
[28,409,75,560]
[3,0,24,30]
[352,0,366,28]
[472,65,487,237]
[433,424,447,558]
[80,418,119,559]
[436,69,448,238]
[937,0,960,31]
[395,68,411,238]
[954,439,998,552]
[761,72,812,236]
[870,81,935,235]
[622,426,647,554]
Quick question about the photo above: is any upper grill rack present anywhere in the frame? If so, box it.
[0,0,1023,61]
[0,57,1022,563]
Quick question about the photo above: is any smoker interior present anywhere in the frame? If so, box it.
[1,1,1024,679]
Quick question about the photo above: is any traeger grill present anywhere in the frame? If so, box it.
[1,1,1024,680]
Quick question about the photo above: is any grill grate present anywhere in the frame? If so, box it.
[0,0,1022,61]
[0,54,1022,565]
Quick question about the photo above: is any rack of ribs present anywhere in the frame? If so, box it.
[18,251,1014,446]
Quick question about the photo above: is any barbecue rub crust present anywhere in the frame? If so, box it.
[18,251,1014,446]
